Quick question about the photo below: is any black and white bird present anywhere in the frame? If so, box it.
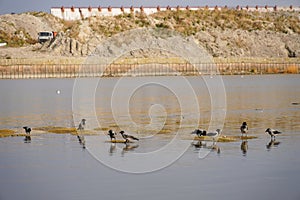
[240,122,248,137]
[119,131,139,143]
[23,126,31,134]
[191,129,207,137]
[206,129,222,141]
[108,130,117,141]
[77,119,86,130]
[265,128,282,139]
[23,127,32,142]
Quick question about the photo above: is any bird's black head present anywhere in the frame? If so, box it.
[108,130,113,133]
[242,122,247,126]
[23,126,28,129]
[265,128,271,132]
[120,131,124,134]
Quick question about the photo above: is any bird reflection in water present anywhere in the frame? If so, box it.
[108,142,139,156]
[109,143,117,156]
[24,135,31,143]
[121,143,139,156]
[241,139,248,156]
[191,140,220,154]
[77,135,86,149]
[266,138,281,151]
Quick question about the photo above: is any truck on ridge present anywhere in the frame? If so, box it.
[38,31,57,43]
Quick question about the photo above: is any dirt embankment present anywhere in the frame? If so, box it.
[0,9,299,61]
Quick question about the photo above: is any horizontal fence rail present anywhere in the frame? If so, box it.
[0,62,299,79]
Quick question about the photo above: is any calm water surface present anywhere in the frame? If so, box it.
[0,75,300,200]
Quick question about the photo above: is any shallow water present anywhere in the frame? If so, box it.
[0,75,300,200]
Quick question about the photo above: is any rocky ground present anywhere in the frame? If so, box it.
[0,9,299,62]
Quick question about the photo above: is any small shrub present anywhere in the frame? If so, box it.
[156,23,169,29]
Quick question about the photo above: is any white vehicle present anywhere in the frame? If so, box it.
[38,31,55,43]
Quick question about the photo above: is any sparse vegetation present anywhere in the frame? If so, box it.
[33,126,96,135]
[30,11,48,17]
[0,29,36,47]
[0,9,299,59]
[82,9,300,38]
[62,20,82,38]
[0,129,16,137]
[34,126,77,134]
[151,9,300,35]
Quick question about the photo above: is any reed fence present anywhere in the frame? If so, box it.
[0,62,299,79]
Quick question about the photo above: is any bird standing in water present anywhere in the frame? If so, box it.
[240,122,248,137]
[119,131,139,143]
[77,119,86,130]
[265,128,282,139]
[108,130,117,141]
[23,126,31,134]
[191,129,207,137]
[206,129,222,141]
[23,126,32,142]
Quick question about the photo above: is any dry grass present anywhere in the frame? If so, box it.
[151,9,300,35]
[1,9,299,48]
[85,9,300,39]
[0,129,27,138]
[193,135,237,142]
[0,30,26,47]
[33,126,77,134]
[94,127,109,131]
[193,135,258,142]
[0,129,15,137]
[232,135,258,140]
[34,126,98,135]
